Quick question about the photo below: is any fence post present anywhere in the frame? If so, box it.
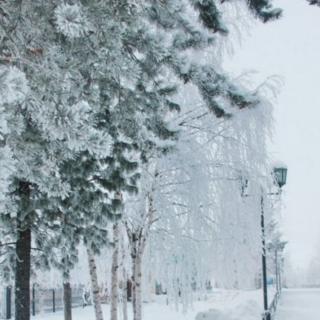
[52,289,56,313]
[6,286,11,319]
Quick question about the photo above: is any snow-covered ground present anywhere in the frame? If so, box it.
[275,288,320,320]
[33,289,270,320]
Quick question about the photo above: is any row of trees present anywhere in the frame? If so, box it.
[0,1,297,320]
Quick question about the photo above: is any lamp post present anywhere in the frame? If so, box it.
[261,165,287,320]
[260,194,269,320]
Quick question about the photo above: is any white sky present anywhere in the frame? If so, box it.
[224,0,320,270]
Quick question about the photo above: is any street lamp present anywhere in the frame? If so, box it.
[261,164,287,320]
[273,166,288,189]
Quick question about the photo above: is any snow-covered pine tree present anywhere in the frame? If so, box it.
[134,0,281,121]
[21,2,175,320]
[0,66,22,207]
[0,3,171,320]
[0,66,26,282]
[0,2,111,320]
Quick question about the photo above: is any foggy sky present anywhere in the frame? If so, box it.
[224,0,320,269]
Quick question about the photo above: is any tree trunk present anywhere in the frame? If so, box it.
[63,281,72,320]
[87,248,104,320]
[15,226,31,320]
[122,272,128,320]
[132,248,143,320]
[111,223,119,320]
[131,240,137,320]
[128,189,156,320]
[134,255,142,320]
[121,236,128,320]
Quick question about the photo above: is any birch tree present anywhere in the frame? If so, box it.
[87,248,104,320]
[125,171,158,320]
[120,229,129,320]
[111,223,120,320]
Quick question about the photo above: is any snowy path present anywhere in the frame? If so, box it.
[276,288,320,320]
[33,289,266,320]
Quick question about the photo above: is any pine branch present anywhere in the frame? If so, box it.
[308,0,320,5]
[247,0,282,22]
[0,242,16,247]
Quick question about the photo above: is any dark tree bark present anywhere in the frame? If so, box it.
[15,226,31,320]
[64,281,72,320]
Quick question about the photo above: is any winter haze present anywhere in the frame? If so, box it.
[224,0,320,270]
[1,1,320,320]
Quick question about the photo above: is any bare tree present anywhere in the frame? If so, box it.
[126,188,157,320]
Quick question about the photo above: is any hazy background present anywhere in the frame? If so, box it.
[224,0,320,271]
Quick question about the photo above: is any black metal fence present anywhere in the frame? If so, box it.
[1,286,84,319]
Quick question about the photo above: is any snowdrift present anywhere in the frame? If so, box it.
[195,300,261,320]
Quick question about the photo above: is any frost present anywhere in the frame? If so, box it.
[0,145,15,211]
[55,3,91,39]
[271,160,287,169]
[0,66,28,105]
